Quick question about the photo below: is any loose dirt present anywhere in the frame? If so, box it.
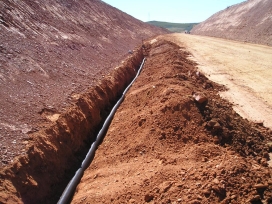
[1,1,272,202]
[161,33,272,129]
[71,39,272,204]
[0,47,147,203]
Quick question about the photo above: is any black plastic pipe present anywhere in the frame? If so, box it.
[57,58,146,204]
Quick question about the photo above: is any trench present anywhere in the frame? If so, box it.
[57,58,146,204]
[0,45,148,204]
[68,40,272,204]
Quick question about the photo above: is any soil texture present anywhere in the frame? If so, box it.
[0,0,167,168]
[191,0,272,46]
[71,40,272,204]
[161,33,272,129]
[0,48,147,203]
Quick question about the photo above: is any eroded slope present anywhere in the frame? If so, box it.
[191,0,272,46]
[0,0,167,167]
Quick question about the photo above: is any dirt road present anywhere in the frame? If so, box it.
[161,34,272,128]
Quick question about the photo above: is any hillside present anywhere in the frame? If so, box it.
[0,0,167,203]
[0,0,166,167]
[147,21,198,33]
[191,0,272,46]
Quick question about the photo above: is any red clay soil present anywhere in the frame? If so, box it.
[72,40,272,204]
[0,0,167,168]
[0,47,148,203]
[191,0,272,46]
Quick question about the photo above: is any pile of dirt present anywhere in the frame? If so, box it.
[191,0,272,46]
[0,0,167,168]
[72,39,272,204]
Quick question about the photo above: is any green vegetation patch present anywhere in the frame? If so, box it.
[147,21,199,33]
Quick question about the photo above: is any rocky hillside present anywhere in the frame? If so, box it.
[0,0,167,167]
[191,0,272,46]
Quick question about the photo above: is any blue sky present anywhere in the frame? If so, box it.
[102,0,246,23]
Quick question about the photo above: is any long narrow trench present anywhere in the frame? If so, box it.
[0,44,148,204]
[57,58,146,204]
[2,39,271,204]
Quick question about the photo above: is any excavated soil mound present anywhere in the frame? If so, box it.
[72,40,272,204]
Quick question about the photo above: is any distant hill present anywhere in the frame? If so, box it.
[147,21,199,33]
[191,0,272,46]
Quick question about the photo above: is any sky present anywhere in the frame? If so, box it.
[102,0,246,23]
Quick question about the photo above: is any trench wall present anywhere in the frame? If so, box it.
[0,47,145,204]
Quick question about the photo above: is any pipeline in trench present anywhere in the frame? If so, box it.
[58,58,146,204]
[0,45,149,204]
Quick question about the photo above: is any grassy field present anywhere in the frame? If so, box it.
[147,21,199,33]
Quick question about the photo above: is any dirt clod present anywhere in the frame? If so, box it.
[254,184,269,189]
[193,93,208,104]
[144,194,154,202]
